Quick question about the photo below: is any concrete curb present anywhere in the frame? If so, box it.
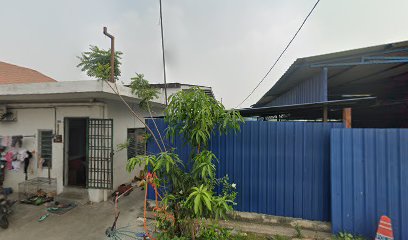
[146,200,333,239]
[147,200,331,232]
[219,219,332,240]
[228,211,331,233]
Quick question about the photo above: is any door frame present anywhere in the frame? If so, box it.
[63,117,89,187]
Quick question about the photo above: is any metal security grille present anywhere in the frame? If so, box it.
[87,119,113,189]
[127,128,146,159]
[39,130,53,167]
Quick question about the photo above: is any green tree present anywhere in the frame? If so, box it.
[129,73,166,151]
[77,45,123,81]
[129,73,159,110]
[127,87,243,239]
[165,87,243,150]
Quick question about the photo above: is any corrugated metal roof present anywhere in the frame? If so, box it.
[255,40,408,107]
[264,68,327,107]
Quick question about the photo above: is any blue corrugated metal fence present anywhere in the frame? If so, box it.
[147,119,342,221]
[331,128,408,240]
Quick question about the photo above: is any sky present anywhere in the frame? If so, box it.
[1,0,408,108]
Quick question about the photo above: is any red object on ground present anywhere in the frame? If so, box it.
[117,184,133,196]
[375,215,394,240]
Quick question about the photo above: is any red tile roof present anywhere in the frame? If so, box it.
[0,61,57,84]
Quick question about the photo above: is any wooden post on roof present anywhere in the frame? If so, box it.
[343,108,352,128]
[323,105,328,122]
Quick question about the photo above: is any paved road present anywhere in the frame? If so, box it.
[0,190,146,240]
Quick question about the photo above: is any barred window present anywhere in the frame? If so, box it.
[127,128,146,159]
[39,130,53,168]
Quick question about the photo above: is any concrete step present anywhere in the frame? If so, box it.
[56,187,89,205]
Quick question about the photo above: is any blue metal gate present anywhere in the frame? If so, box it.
[331,128,408,239]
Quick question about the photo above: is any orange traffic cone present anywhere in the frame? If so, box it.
[375,215,394,240]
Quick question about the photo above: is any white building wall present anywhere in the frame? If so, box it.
[154,87,181,105]
[0,104,104,195]
[1,108,54,192]
[0,101,163,202]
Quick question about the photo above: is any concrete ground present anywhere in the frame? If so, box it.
[0,190,147,240]
[1,190,333,240]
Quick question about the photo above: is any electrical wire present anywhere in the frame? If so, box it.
[236,0,321,108]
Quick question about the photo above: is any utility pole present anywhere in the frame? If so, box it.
[103,27,115,83]
[159,0,168,105]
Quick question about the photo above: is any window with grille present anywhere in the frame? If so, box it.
[39,130,53,168]
[127,128,146,159]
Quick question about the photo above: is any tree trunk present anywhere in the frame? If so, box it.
[191,221,196,240]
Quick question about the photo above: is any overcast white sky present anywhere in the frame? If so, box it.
[1,0,408,108]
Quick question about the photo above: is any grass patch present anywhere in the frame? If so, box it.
[233,232,271,240]
[331,232,366,240]
[233,233,292,240]
[293,224,303,238]
[272,234,291,240]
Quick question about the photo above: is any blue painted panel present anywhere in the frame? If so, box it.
[267,68,328,106]
[331,129,408,240]
[147,119,342,221]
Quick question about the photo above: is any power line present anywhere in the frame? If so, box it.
[236,0,321,108]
